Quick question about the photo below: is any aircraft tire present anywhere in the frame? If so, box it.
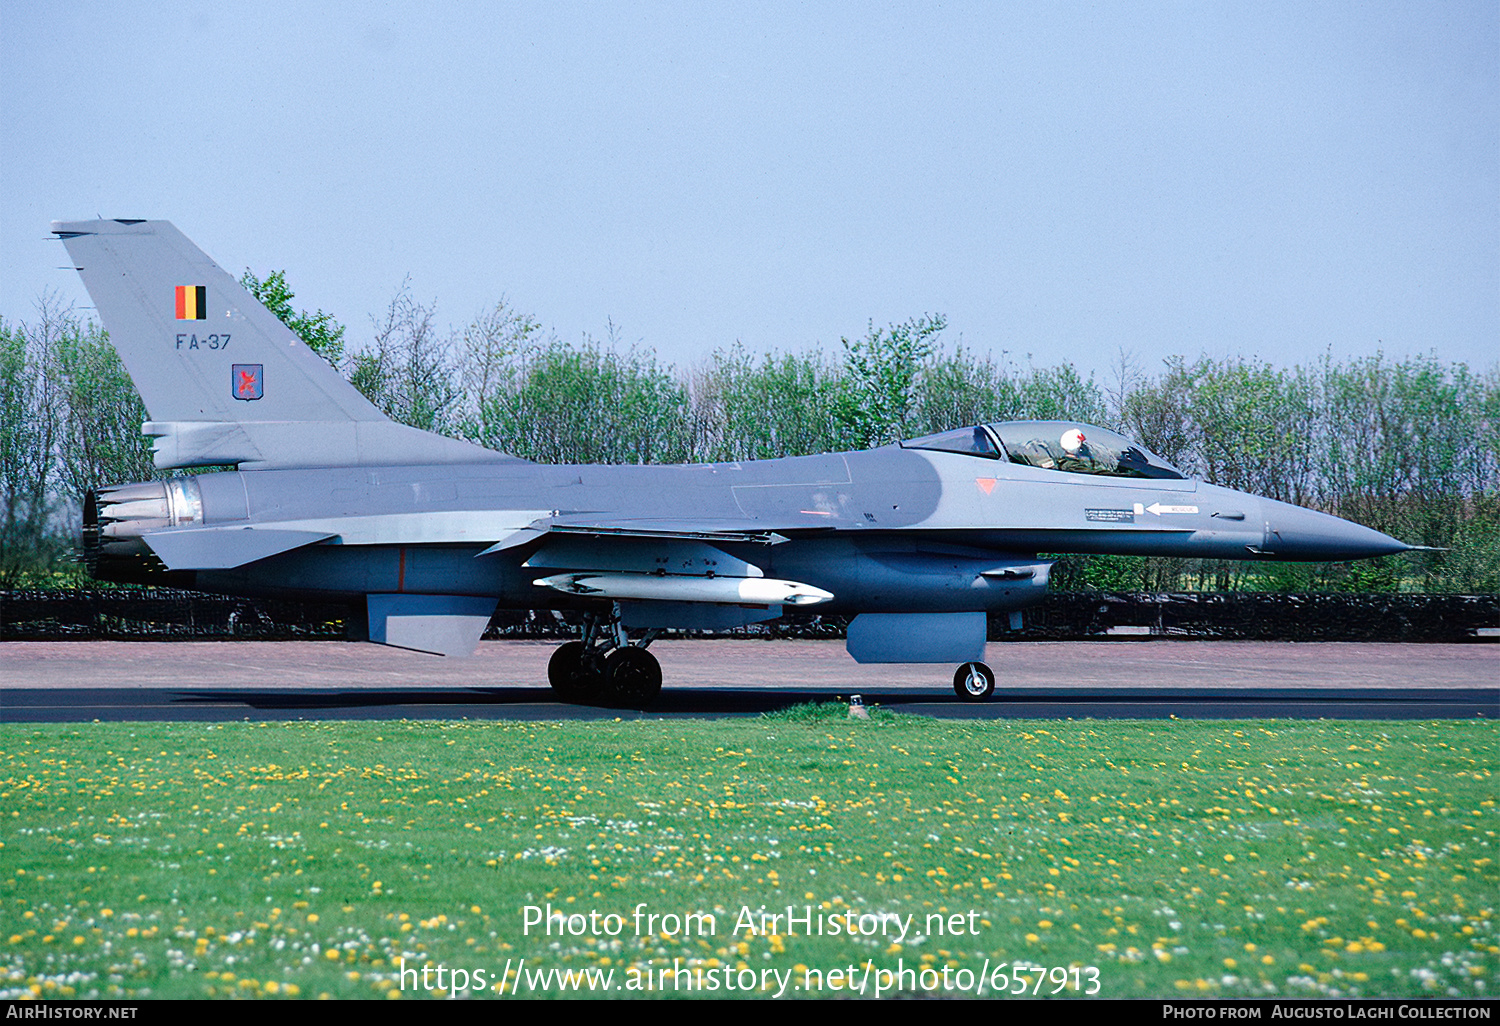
[603,647,663,709]
[548,642,605,701]
[953,661,996,701]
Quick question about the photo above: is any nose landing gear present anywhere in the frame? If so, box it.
[547,605,662,708]
[953,661,996,701]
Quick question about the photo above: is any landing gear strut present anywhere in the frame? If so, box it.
[547,605,662,708]
[953,661,996,701]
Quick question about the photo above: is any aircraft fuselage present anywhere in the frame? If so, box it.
[90,443,1399,617]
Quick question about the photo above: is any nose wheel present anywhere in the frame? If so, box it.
[953,661,995,701]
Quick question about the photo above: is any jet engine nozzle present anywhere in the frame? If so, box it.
[83,477,203,581]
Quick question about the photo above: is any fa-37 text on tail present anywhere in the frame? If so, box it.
[55,219,1411,706]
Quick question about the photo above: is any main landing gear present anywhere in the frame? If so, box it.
[548,606,662,709]
[953,661,996,701]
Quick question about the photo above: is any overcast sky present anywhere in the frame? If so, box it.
[3,1,1495,378]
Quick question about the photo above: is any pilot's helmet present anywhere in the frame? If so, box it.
[1060,428,1087,453]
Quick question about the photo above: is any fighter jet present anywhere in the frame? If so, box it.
[54,219,1412,706]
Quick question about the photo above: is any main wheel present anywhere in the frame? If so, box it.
[604,647,663,709]
[548,641,605,701]
[953,661,996,701]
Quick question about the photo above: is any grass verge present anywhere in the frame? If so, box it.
[1,711,1494,999]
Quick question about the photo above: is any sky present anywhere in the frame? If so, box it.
[2,1,1496,379]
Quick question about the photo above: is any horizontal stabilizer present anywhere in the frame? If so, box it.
[142,527,333,570]
[367,594,498,658]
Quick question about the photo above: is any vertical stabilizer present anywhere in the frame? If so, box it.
[52,219,509,470]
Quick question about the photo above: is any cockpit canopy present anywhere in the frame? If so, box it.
[901,421,1185,480]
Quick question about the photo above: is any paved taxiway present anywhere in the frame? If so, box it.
[1,639,1494,722]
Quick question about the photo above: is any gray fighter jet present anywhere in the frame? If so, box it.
[54,219,1411,705]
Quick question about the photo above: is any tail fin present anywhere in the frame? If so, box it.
[52,219,510,471]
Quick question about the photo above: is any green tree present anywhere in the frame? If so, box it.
[835,314,947,447]
[1168,356,1318,504]
[1117,357,1195,470]
[690,345,845,461]
[347,282,458,433]
[468,333,691,465]
[0,315,58,584]
[453,299,548,436]
[1012,362,1110,425]
[910,346,1021,434]
[240,269,347,367]
[1314,353,1498,591]
[0,295,151,585]
[49,316,154,499]
[908,345,1112,441]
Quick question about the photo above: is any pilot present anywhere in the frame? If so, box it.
[1055,427,1100,474]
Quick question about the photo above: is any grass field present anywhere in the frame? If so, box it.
[0,708,1494,1000]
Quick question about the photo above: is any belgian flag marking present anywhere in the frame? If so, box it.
[175,285,207,320]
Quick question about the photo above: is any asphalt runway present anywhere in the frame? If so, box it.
[1,639,1495,722]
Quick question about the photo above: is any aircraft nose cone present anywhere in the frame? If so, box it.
[1264,502,1411,560]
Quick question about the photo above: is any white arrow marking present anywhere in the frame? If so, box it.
[1146,503,1199,516]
